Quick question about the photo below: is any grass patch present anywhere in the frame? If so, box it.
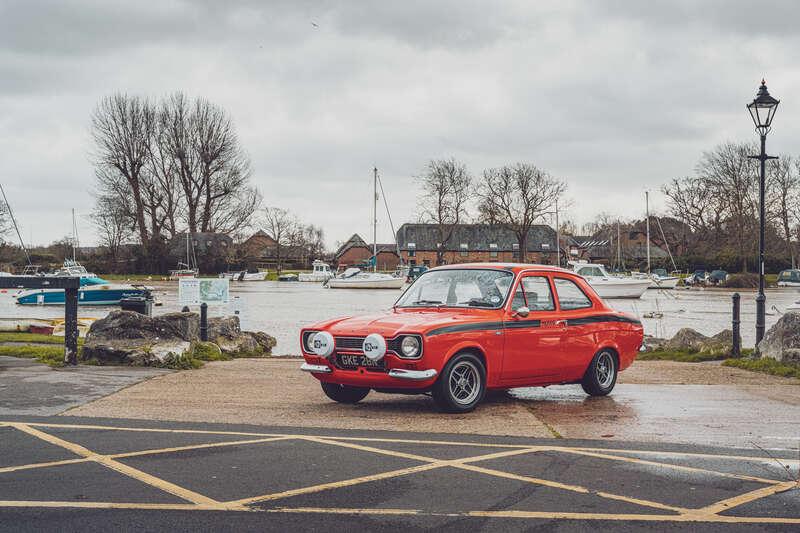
[722,357,800,379]
[0,332,84,346]
[0,345,76,367]
[187,341,230,361]
[638,349,729,362]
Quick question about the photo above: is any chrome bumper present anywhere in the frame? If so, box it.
[300,363,332,374]
[388,368,438,381]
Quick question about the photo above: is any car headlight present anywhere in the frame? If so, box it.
[400,336,420,358]
[304,331,318,353]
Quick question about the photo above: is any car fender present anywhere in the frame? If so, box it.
[441,340,500,387]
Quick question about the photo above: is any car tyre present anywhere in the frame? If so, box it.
[432,352,486,413]
[581,349,618,396]
[320,382,370,404]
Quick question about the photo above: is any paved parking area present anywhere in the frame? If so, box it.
[0,416,797,531]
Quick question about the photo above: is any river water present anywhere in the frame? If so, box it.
[1,281,798,355]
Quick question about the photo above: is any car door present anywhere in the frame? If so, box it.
[552,276,598,380]
[500,274,564,384]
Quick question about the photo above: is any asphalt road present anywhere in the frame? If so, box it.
[0,415,797,531]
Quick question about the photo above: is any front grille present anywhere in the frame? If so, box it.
[335,336,365,353]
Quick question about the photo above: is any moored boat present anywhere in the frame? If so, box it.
[648,268,680,289]
[777,269,800,287]
[14,273,151,306]
[298,260,334,282]
[569,262,651,299]
[326,268,406,289]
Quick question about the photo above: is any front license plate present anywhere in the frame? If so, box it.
[337,354,384,369]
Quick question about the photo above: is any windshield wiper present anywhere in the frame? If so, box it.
[460,299,495,308]
[412,299,444,306]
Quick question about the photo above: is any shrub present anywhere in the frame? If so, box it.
[722,357,800,379]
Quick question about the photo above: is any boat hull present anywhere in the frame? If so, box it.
[777,281,800,287]
[586,280,651,299]
[15,285,150,306]
[327,277,406,289]
[648,276,680,289]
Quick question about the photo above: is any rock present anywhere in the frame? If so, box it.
[208,316,241,341]
[642,334,667,352]
[83,310,197,365]
[82,310,274,365]
[696,329,736,354]
[758,312,800,363]
[663,328,709,352]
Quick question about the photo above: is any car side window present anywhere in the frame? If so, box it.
[554,278,592,310]
[511,285,527,311]
[521,277,555,311]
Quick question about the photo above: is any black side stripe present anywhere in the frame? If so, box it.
[426,315,639,337]
[427,321,505,337]
[568,315,642,326]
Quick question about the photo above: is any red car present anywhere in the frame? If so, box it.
[300,264,643,412]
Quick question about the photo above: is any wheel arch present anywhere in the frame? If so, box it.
[442,343,493,385]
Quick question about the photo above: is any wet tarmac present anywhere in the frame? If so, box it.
[0,416,797,531]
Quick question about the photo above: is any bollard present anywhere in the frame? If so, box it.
[64,287,79,365]
[200,302,208,341]
[732,293,741,357]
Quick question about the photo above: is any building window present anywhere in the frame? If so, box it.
[460,243,468,257]
[512,242,519,259]
[410,259,417,266]
[489,243,498,258]
[408,250,415,257]
[423,259,430,266]
[408,242,416,257]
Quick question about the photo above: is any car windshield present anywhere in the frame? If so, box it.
[395,269,514,309]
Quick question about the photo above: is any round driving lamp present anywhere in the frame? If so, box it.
[400,336,421,358]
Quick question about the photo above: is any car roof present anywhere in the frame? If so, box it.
[428,263,575,275]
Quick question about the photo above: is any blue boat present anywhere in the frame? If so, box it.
[14,261,151,306]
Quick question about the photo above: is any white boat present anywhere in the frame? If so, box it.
[777,269,800,287]
[299,261,334,282]
[170,233,199,280]
[241,270,268,281]
[327,268,406,289]
[648,268,680,289]
[570,262,651,299]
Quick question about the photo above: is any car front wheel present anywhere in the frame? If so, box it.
[581,349,618,396]
[432,352,486,413]
[320,382,370,404]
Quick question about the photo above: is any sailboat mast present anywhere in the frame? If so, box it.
[617,220,621,270]
[554,199,560,267]
[0,183,31,265]
[645,191,651,273]
[71,208,77,262]
[372,167,377,273]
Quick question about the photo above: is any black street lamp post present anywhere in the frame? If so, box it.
[746,79,780,349]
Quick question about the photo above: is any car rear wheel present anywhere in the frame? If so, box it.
[581,349,617,396]
[432,352,486,413]
[320,382,370,404]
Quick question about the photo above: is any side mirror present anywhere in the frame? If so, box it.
[512,306,530,318]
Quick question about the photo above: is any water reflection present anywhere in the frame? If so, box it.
[0,281,798,354]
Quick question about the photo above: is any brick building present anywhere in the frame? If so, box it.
[334,234,400,271]
[395,223,557,266]
[237,230,307,270]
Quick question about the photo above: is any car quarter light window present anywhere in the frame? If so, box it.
[554,278,592,310]
[521,277,555,311]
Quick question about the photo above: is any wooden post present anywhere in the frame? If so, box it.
[64,287,79,365]
[731,293,741,358]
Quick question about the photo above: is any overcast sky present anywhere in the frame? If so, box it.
[1,0,798,249]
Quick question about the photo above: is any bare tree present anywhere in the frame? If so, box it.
[416,158,472,265]
[475,163,565,263]
[262,207,299,274]
[90,94,155,261]
[91,193,132,270]
[770,157,800,268]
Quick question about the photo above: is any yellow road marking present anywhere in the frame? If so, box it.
[0,500,247,512]
[693,480,798,515]
[556,447,783,485]
[300,436,686,513]
[9,423,229,508]
[0,457,91,474]
[109,436,293,459]
[232,463,446,505]
[265,507,800,524]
